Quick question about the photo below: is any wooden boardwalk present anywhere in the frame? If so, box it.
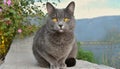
[0,36,115,69]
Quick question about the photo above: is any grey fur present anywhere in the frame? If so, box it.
[32,1,78,69]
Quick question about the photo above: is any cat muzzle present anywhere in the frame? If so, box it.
[59,29,64,32]
[58,25,64,32]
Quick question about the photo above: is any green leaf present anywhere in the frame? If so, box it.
[9,9,16,15]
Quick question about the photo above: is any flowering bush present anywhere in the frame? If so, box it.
[0,0,44,37]
[0,0,44,60]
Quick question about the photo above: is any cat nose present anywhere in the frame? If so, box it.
[59,24,63,28]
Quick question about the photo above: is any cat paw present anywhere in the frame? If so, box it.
[50,64,59,69]
[59,63,67,69]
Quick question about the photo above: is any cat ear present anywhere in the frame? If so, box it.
[46,2,55,15]
[66,1,75,15]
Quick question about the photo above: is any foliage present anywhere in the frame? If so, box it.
[0,0,44,37]
[77,42,95,63]
[0,0,45,60]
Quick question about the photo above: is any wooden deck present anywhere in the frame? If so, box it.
[0,36,115,69]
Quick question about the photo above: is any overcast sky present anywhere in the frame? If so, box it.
[35,0,120,19]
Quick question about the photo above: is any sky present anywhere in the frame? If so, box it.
[34,0,120,19]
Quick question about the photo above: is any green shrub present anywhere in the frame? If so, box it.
[77,42,95,63]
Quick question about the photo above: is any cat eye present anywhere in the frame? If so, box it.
[64,18,70,22]
[52,18,58,22]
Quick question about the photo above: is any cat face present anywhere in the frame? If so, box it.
[46,2,75,33]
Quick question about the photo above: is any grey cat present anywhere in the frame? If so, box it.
[32,1,78,69]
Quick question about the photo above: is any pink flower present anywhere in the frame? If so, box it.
[4,0,7,5]
[7,0,11,6]
[0,7,2,12]
[18,29,22,33]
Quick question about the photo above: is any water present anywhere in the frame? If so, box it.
[81,44,120,68]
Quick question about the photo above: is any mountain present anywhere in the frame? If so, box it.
[75,15,120,41]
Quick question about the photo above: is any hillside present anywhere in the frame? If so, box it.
[75,15,120,41]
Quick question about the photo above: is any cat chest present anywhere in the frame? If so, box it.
[45,38,75,59]
[44,33,75,59]
[47,43,73,59]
